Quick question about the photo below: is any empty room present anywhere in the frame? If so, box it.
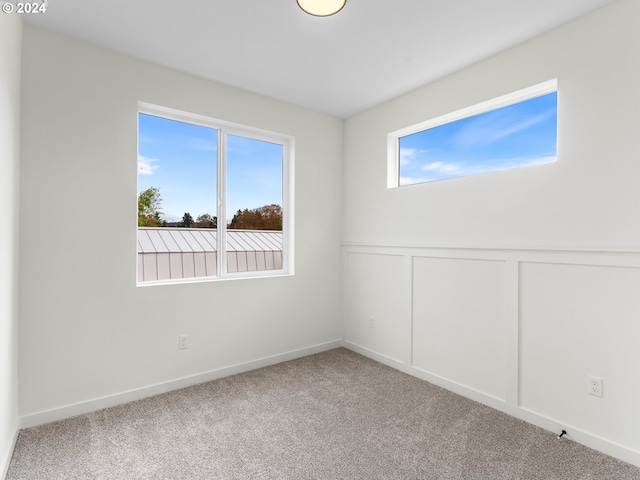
[1,0,639,478]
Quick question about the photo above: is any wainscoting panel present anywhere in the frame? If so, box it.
[412,256,506,401]
[519,262,640,452]
[342,243,640,467]
[345,252,410,364]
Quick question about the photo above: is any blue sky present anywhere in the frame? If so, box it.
[138,114,283,223]
[399,92,557,186]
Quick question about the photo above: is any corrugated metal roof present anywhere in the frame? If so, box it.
[137,228,282,254]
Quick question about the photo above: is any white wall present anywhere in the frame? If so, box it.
[12,0,640,470]
[0,7,22,478]
[343,0,639,466]
[19,26,344,424]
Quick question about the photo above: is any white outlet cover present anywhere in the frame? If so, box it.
[587,375,603,397]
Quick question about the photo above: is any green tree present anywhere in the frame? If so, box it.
[228,204,282,230]
[138,187,163,227]
[193,213,217,228]
[182,212,194,228]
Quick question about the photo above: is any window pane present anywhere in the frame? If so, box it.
[226,134,283,274]
[399,92,557,186]
[137,113,218,282]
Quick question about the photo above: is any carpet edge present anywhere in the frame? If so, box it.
[20,339,344,430]
[0,416,20,480]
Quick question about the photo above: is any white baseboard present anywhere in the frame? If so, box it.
[512,407,640,468]
[1,417,20,480]
[21,340,343,430]
[344,341,640,468]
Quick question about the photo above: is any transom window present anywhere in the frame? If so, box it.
[137,104,293,284]
[388,80,558,187]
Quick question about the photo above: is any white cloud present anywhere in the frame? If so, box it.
[518,155,556,168]
[448,155,556,178]
[138,155,159,175]
[405,155,555,185]
[488,109,556,142]
[453,107,556,147]
[472,155,556,175]
[422,161,459,173]
[399,176,430,186]
[399,147,419,166]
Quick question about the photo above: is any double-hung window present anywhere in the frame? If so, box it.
[137,103,293,284]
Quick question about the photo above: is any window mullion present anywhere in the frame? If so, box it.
[217,129,227,277]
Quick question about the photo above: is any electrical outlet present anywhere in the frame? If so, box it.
[178,334,189,350]
[587,375,603,397]
[369,317,375,329]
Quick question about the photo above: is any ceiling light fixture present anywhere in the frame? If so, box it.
[297,0,346,17]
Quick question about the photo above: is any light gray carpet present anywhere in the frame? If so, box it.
[7,348,640,479]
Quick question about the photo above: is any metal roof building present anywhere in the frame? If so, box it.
[137,228,283,282]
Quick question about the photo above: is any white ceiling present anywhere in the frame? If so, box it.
[25,0,617,118]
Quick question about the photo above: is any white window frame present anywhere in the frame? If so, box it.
[137,102,294,285]
[387,79,558,188]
